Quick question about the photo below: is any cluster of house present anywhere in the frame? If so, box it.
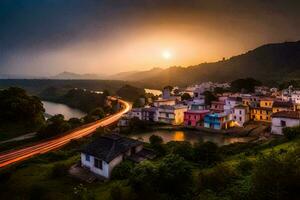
[118,84,300,135]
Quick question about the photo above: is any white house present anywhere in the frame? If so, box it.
[291,90,300,104]
[153,99,176,107]
[233,105,249,127]
[224,97,242,115]
[271,111,300,135]
[127,108,143,120]
[81,134,146,179]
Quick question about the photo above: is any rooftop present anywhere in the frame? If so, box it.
[273,101,294,108]
[272,111,300,119]
[81,134,143,163]
[185,110,210,114]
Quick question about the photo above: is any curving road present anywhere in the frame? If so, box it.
[0,98,131,168]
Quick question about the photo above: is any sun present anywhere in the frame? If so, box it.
[162,50,172,60]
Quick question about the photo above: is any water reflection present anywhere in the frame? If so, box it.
[42,101,86,120]
[130,130,254,146]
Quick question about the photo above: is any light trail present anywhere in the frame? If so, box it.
[0,98,131,168]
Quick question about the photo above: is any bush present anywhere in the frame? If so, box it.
[198,163,238,192]
[111,161,134,180]
[29,184,47,200]
[250,149,300,200]
[149,135,163,146]
[51,163,69,178]
[166,141,194,161]
[283,126,300,140]
[194,141,222,166]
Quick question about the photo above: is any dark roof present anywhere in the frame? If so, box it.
[273,101,294,108]
[81,134,143,162]
[272,111,300,119]
[234,104,248,109]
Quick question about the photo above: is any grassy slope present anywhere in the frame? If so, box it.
[0,137,299,200]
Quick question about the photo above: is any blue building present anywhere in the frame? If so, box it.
[204,113,233,130]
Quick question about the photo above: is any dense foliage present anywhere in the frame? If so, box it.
[0,87,45,127]
[231,78,262,93]
[116,84,145,102]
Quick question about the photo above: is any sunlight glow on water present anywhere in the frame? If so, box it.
[42,101,86,120]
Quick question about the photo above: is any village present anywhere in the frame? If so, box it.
[119,82,300,136]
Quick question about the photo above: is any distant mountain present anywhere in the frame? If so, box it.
[111,41,300,88]
[51,71,106,80]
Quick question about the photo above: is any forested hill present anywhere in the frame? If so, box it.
[113,41,300,88]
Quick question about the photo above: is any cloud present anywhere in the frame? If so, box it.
[0,0,299,75]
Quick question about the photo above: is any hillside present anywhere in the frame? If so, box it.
[112,41,300,88]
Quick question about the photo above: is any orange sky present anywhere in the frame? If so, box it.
[1,1,299,76]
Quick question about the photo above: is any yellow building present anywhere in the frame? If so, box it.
[294,103,300,111]
[260,98,274,108]
[250,107,272,122]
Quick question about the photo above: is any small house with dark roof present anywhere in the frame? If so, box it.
[271,111,300,135]
[81,134,149,179]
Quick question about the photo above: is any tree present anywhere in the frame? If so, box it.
[38,114,71,138]
[157,154,193,196]
[202,91,217,105]
[250,149,300,200]
[181,92,192,101]
[193,141,221,166]
[231,78,262,93]
[116,84,145,102]
[149,135,163,146]
[166,141,194,161]
[0,87,45,126]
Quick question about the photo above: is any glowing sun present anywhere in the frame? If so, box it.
[162,50,172,59]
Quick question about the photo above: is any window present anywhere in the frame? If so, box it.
[239,117,242,121]
[265,102,267,106]
[239,110,242,115]
[85,154,90,162]
[94,158,102,169]
[260,116,262,120]
[280,120,286,127]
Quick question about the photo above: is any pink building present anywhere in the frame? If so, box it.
[184,110,210,127]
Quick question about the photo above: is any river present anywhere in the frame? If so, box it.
[42,101,86,120]
[130,130,254,146]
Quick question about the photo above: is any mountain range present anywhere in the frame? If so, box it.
[110,41,300,88]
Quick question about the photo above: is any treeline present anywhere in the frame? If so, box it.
[0,87,45,129]
[40,87,110,113]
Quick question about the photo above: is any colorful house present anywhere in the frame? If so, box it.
[204,113,234,130]
[250,107,272,122]
[233,105,249,126]
[210,101,225,113]
[184,110,210,127]
[158,105,188,125]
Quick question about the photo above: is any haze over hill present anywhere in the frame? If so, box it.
[110,41,300,88]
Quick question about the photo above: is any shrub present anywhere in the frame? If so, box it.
[250,149,300,200]
[283,126,300,140]
[198,163,238,192]
[111,161,134,180]
[51,163,69,178]
[149,135,163,146]
[194,141,222,166]
[166,141,194,161]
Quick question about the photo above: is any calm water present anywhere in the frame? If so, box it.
[42,101,86,120]
[130,130,254,146]
[145,88,162,96]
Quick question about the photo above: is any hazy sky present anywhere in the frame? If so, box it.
[0,0,299,76]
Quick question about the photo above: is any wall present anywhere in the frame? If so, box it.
[271,117,300,135]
